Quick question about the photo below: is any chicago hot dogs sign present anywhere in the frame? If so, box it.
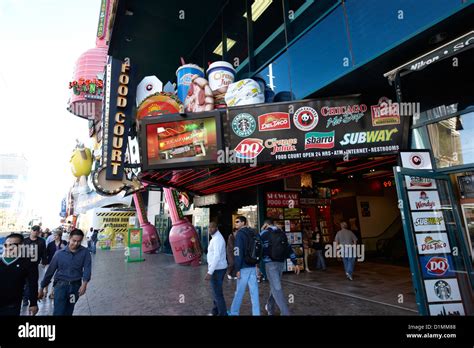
[227,97,407,164]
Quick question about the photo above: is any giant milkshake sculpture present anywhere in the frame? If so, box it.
[163,188,201,266]
[133,192,160,253]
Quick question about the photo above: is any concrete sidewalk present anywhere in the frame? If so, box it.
[27,249,418,316]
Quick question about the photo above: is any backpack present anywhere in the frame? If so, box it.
[243,228,263,265]
[268,228,289,262]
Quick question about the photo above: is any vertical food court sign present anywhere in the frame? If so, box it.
[105,57,135,180]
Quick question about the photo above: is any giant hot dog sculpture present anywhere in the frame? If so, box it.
[163,187,202,265]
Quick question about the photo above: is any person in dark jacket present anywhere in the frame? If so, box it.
[0,233,38,316]
[46,231,67,264]
[229,216,260,316]
[22,225,47,306]
[226,229,238,280]
[260,218,300,316]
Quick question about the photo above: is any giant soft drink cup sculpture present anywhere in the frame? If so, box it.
[163,188,202,265]
[132,192,160,253]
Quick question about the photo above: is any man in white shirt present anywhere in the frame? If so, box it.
[204,222,228,316]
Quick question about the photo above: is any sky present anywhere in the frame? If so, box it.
[0,0,101,227]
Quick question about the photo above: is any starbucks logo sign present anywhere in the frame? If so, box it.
[232,113,256,137]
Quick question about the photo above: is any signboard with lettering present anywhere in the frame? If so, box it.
[105,58,136,180]
[411,211,446,232]
[227,97,407,164]
[408,190,442,211]
[266,192,300,208]
[415,233,451,255]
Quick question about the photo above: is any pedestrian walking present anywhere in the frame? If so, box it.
[44,230,67,299]
[226,229,238,280]
[204,222,228,316]
[312,227,326,271]
[260,218,300,316]
[229,216,261,316]
[90,229,99,254]
[22,225,47,306]
[303,226,314,272]
[334,222,358,281]
[38,229,92,316]
[0,233,38,316]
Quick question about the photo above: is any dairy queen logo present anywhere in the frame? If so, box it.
[232,113,256,137]
[234,138,264,159]
[426,257,449,276]
[293,107,318,131]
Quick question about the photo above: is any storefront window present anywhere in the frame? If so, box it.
[411,128,430,150]
[427,111,474,168]
[344,0,463,66]
[223,1,248,74]
[286,5,351,98]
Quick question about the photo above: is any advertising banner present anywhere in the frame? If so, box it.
[419,255,456,278]
[416,233,452,255]
[428,302,465,316]
[142,111,223,170]
[411,211,446,232]
[424,278,462,303]
[227,97,407,164]
[127,228,144,262]
[266,192,300,208]
[408,190,442,211]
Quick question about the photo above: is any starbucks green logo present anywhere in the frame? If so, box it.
[232,113,256,137]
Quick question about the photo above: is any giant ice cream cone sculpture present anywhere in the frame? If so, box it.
[133,192,161,253]
[163,188,201,265]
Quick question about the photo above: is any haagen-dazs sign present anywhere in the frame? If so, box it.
[412,211,446,232]
[416,233,451,255]
[408,190,441,210]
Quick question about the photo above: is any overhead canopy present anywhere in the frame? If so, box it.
[139,156,398,196]
[108,0,228,82]
[384,30,474,81]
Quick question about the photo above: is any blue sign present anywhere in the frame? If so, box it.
[419,254,456,278]
[60,197,67,218]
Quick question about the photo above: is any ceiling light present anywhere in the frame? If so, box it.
[243,0,273,21]
[348,175,354,179]
[213,38,236,56]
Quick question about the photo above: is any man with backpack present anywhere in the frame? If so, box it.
[260,218,300,316]
[229,216,261,316]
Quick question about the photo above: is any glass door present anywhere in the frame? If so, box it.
[394,167,474,316]
[460,204,474,262]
